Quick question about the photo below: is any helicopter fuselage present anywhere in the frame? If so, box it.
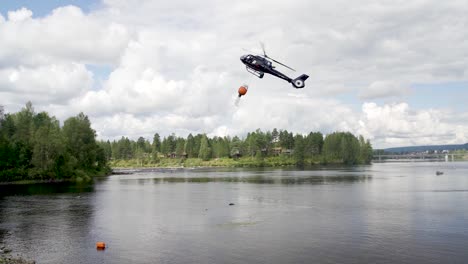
[240,53,309,89]
[240,54,292,82]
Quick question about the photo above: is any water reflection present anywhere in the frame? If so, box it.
[1,163,468,264]
[122,175,372,184]
[0,182,94,197]
[0,182,95,262]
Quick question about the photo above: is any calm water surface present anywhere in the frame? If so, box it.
[1,162,468,263]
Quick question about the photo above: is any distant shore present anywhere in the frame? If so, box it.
[0,157,362,184]
[108,156,341,169]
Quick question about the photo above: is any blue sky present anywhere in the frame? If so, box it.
[335,81,468,114]
[0,0,98,17]
[409,82,468,112]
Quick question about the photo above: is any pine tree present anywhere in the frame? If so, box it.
[198,134,212,161]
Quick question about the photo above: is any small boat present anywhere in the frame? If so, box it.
[436,171,444,175]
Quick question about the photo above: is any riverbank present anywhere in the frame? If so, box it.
[0,246,34,264]
[0,256,35,264]
[0,176,102,186]
[0,167,112,184]
[109,156,332,169]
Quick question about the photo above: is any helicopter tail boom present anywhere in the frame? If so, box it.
[291,74,309,89]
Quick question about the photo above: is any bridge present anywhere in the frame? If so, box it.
[373,153,465,162]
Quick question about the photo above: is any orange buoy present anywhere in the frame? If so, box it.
[96,242,106,250]
[238,85,248,97]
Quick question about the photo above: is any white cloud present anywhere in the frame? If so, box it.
[7,7,33,22]
[1,1,468,148]
[0,63,93,105]
[359,80,409,99]
[358,102,468,148]
[0,6,131,67]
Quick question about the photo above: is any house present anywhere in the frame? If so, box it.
[271,147,293,155]
[272,147,282,156]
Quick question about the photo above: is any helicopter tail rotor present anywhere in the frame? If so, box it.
[291,74,309,89]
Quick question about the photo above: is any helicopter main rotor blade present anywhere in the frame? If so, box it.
[259,42,296,71]
[268,57,296,71]
[242,48,263,57]
[260,42,267,57]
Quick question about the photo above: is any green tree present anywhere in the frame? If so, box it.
[306,132,323,157]
[62,112,106,173]
[11,102,35,170]
[359,135,373,164]
[271,128,279,145]
[212,137,230,158]
[279,130,294,150]
[113,137,133,159]
[341,133,360,165]
[175,137,186,156]
[184,134,196,158]
[193,134,203,157]
[0,104,109,181]
[98,140,112,161]
[198,134,212,161]
[230,136,242,158]
[30,112,63,178]
[0,105,4,125]
[161,134,176,155]
[0,112,16,178]
[136,137,147,152]
[323,132,360,165]
[152,133,161,153]
[293,134,306,166]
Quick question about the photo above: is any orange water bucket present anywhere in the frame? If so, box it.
[96,242,106,249]
[238,85,248,97]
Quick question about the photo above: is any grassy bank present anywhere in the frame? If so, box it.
[109,156,332,169]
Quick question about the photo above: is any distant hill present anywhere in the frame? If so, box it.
[384,143,468,153]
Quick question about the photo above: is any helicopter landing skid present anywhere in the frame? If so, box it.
[246,67,264,78]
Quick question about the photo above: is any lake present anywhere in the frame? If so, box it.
[1,162,468,263]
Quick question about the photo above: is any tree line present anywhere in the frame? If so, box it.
[101,128,373,166]
[0,103,373,182]
[0,103,109,182]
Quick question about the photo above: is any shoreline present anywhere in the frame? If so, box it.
[1,246,34,264]
[0,163,349,185]
[0,256,35,264]
[0,178,72,186]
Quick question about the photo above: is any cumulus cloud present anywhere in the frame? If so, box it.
[0,63,93,104]
[358,102,468,148]
[0,6,131,68]
[359,80,409,99]
[1,0,468,149]
[7,7,33,22]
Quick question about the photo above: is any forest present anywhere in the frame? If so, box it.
[0,103,373,182]
[102,126,373,168]
[0,103,109,182]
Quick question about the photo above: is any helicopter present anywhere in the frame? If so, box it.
[240,44,309,88]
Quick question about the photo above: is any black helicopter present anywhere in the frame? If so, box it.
[240,44,309,88]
